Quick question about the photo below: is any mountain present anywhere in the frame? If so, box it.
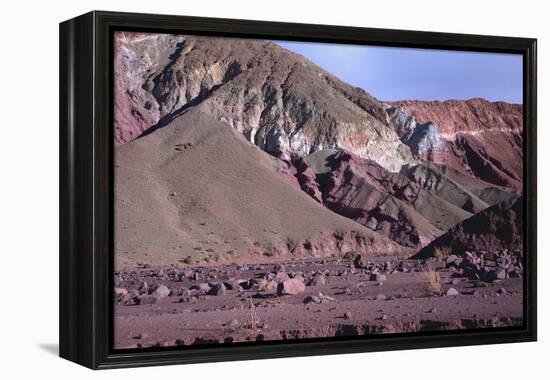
[387,99,523,188]
[114,33,415,172]
[114,107,403,269]
[114,32,523,265]
[412,196,523,259]
[306,149,473,248]
[400,162,520,213]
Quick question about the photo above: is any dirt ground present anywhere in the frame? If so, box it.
[114,256,523,349]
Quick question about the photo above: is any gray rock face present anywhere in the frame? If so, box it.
[387,106,443,161]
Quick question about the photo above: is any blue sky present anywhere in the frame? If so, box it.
[275,41,523,104]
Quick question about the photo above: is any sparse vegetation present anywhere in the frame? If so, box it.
[257,279,271,292]
[433,246,452,260]
[175,142,193,151]
[246,297,260,330]
[420,266,442,295]
[342,251,356,260]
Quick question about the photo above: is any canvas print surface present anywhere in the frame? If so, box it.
[113,32,524,349]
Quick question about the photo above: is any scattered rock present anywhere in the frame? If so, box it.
[196,283,211,293]
[223,280,242,291]
[137,281,148,294]
[376,293,387,301]
[303,295,321,304]
[495,269,507,280]
[115,288,128,296]
[277,278,306,295]
[354,254,368,269]
[209,283,227,296]
[371,273,387,282]
[344,311,352,320]
[275,271,290,282]
[446,288,459,296]
[151,284,170,299]
[446,255,458,265]
[308,274,326,286]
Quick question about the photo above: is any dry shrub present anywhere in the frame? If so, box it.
[342,251,356,260]
[433,246,452,260]
[420,266,442,295]
[175,142,193,151]
[246,297,259,330]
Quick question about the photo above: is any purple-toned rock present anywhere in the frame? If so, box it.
[115,288,128,296]
[277,278,306,296]
[308,274,326,286]
[152,284,170,298]
[209,283,227,296]
[275,271,290,282]
[303,295,321,304]
[354,254,368,269]
[446,288,459,296]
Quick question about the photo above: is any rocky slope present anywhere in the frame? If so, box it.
[306,149,474,248]
[413,196,523,259]
[114,32,415,172]
[400,162,520,213]
[115,107,404,269]
[387,99,523,188]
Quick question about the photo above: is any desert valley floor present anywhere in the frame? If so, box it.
[114,252,523,348]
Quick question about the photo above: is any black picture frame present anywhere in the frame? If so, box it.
[59,10,537,369]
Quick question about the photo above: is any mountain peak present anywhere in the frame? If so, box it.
[114,32,415,172]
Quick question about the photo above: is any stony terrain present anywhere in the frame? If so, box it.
[114,252,523,348]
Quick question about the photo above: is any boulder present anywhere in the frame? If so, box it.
[277,278,305,296]
[308,274,326,286]
[303,295,321,304]
[354,254,368,269]
[446,288,459,296]
[209,283,227,296]
[151,284,171,298]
